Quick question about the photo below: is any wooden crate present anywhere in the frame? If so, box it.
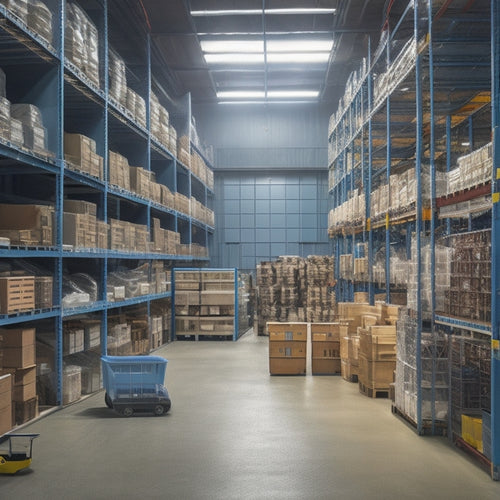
[269,357,306,375]
[0,276,35,314]
[312,358,341,375]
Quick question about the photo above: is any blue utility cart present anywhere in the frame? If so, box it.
[101,355,171,417]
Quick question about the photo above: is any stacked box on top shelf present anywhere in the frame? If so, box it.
[64,133,104,179]
[65,2,99,86]
[311,323,341,375]
[268,322,307,375]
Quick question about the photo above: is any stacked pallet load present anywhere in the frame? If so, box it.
[337,302,400,393]
[64,133,104,179]
[255,255,336,334]
[0,373,12,434]
[268,322,307,375]
[358,324,396,398]
[305,255,336,323]
[311,323,341,375]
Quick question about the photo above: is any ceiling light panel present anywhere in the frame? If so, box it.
[201,40,263,53]
[267,53,330,63]
[191,8,336,16]
[217,91,265,99]
[266,39,333,52]
[205,53,265,64]
[267,90,319,98]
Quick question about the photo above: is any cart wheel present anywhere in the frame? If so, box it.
[153,404,165,416]
[104,393,113,409]
[122,407,134,417]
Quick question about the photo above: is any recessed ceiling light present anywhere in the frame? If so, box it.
[191,8,336,16]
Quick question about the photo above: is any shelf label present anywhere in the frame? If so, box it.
[385,213,389,229]
[366,218,371,231]
[496,168,500,180]
[492,339,500,350]
[493,192,500,204]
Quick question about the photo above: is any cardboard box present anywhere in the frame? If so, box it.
[267,322,307,341]
[2,345,36,368]
[269,341,307,358]
[312,358,341,375]
[63,199,97,216]
[0,404,12,435]
[0,374,12,413]
[269,357,306,375]
[200,291,234,306]
[0,327,36,347]
[358,354,395,388]
[311,323,341,342]
[13,380,36,402]
[1,365,36,387]
[0,203,53,231]
[312,341,340,359]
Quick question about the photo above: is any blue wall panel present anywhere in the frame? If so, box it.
[212,170,332,273]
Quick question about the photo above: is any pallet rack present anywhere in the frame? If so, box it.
[172,268,242,342]
[328,0,499,479]
[0,1,214,421]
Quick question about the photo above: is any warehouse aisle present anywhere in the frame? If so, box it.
[1,332,499,500]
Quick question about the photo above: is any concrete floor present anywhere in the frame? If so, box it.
[1,331,500,499]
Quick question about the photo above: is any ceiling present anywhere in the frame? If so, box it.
[139,0,389,107]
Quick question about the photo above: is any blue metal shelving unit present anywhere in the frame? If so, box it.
[0,1,214,412]
[328,0,497,478]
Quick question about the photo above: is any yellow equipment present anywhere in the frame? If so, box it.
[0,434,39,474]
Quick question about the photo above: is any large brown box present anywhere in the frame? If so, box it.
[63,212,97,247]
[63,199,97,216]
[312,341,340,359]
[269,341,307,358]
[269,357,306,375]
[268,322,307,341]
[341,359,358,381]
[2,345,36,368]
[312,358,341,375]
[0,374,12,414]
[13,380,36,402]
[129,166,151,198]
[0,327,36,347]
[0,405,12,435]
[0,203,53,231]
[311,323,342,342]
[359,326,396,361]
[200,291,234,306]
[64,132,95,171]
[358,354,396,388]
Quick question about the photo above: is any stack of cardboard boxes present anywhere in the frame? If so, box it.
[63,200,97,248]
[268,322,307,375]
[0,327,38,428]
[64,133,104,179]
[311,323,341,375]
[337,302,399,396]
[0,203,54,246]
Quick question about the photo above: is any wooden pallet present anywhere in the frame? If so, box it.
[358,381,390,399]
[0,276,35,314]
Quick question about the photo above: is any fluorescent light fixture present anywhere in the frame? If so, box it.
[267,52,330,63]
[201,40,263,53]
[205,53,264,64]
[201,39,333,54]
[267,39,333,52]
[217,91,265,99]
[461,142,471,146]
[191,8,336,16]
[267,90,319,98]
